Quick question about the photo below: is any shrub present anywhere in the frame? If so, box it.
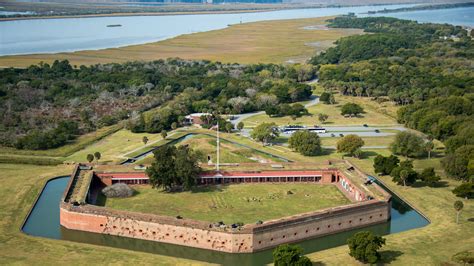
[102,183,135,198]
[347,231,386,264]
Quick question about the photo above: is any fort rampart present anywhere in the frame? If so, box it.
[60,163,391,253]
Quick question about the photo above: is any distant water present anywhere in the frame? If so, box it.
[362,6,474,27]
[0,4,473,56]
[0,4,414,56]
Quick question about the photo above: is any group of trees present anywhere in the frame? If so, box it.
[146,145,201,191]
[272,231,386,265]
[340,103,364,117]
[374,154,441,187]
[265,103,308,118]
[1,59,314,149]
[310,16,473,197]
[86,152,102,163]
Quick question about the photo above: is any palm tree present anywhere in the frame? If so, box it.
[400,169,409,187]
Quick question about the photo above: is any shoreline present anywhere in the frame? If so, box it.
[0,9,276,22]
[0,2,413,22]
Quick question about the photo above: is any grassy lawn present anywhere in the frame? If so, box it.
[0,124,121,159]
[104,184,350,225]
[306,154,474,265]
[0,163,203,265]
[320,136,395,147]
[242,93,399,128]
[0,17,362,68]
[65,129,163,163]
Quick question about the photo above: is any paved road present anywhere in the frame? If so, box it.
[230,95,320,126]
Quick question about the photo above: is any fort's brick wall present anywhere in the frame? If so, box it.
[60,198,389,253]
[60,163,391,253]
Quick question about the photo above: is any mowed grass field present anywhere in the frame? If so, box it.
[0,17,362,68]
[242,93,400,128]
[0,164,205,265]
[137,133,285,164]
[65,129,163,163]
[320,136,395,147]
[307,155,474,265]
[104,184,350,224]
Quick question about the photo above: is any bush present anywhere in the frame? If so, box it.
[347,231,386,264]
[273,244,312,266]
[102,183,135,198]
[452,182,474,199]
[452,251,474,265]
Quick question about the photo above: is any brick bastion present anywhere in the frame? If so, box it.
[60,161,391,253]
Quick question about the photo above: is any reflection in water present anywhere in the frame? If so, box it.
[23,176,428,265]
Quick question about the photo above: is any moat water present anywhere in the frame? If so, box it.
[22,175,428,265]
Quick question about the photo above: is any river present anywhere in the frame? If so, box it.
[0,4,416,56]
[1,5,472,56]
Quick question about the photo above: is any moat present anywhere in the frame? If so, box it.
[22,174,428,265]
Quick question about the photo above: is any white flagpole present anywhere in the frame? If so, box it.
[217,122,220,172]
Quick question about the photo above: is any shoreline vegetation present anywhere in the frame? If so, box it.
[367,2,474,14]
[0,2,413,22]
[0,17,362,68]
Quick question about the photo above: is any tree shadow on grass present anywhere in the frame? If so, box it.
[189,184,228,194]
[411,180,449,188]
[311,262,326,266]
[379,250,404,264]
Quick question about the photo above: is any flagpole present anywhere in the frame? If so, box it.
[216,122,220,172]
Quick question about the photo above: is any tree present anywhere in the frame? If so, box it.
[272,244,312,266]
[452,183,474,199]
[442,145,474,181]
[374,154,400,175]
[337,134,365,156]
[161,130,167,139]
[420,167,441,187]
[425,141,434,159]
[237,121,244,131]
[146,145,201,191]
[171,122,178,130]
[86,154,94,163]
[288,130,322,156]
[225,123,234,133]
[390,131,425,158]
[251,123,279,145]
[340,103,364,117]
[347,231,386,264]
[353,148,363,159]
[319,92,332,104]
[399,169,409,187]
[94,152,101,162]
[142,136,149,145]
[390,160,418,186]
[454,200,464,224]
[318,113,329,124]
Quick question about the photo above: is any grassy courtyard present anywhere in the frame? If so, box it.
[104,184,350,225]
